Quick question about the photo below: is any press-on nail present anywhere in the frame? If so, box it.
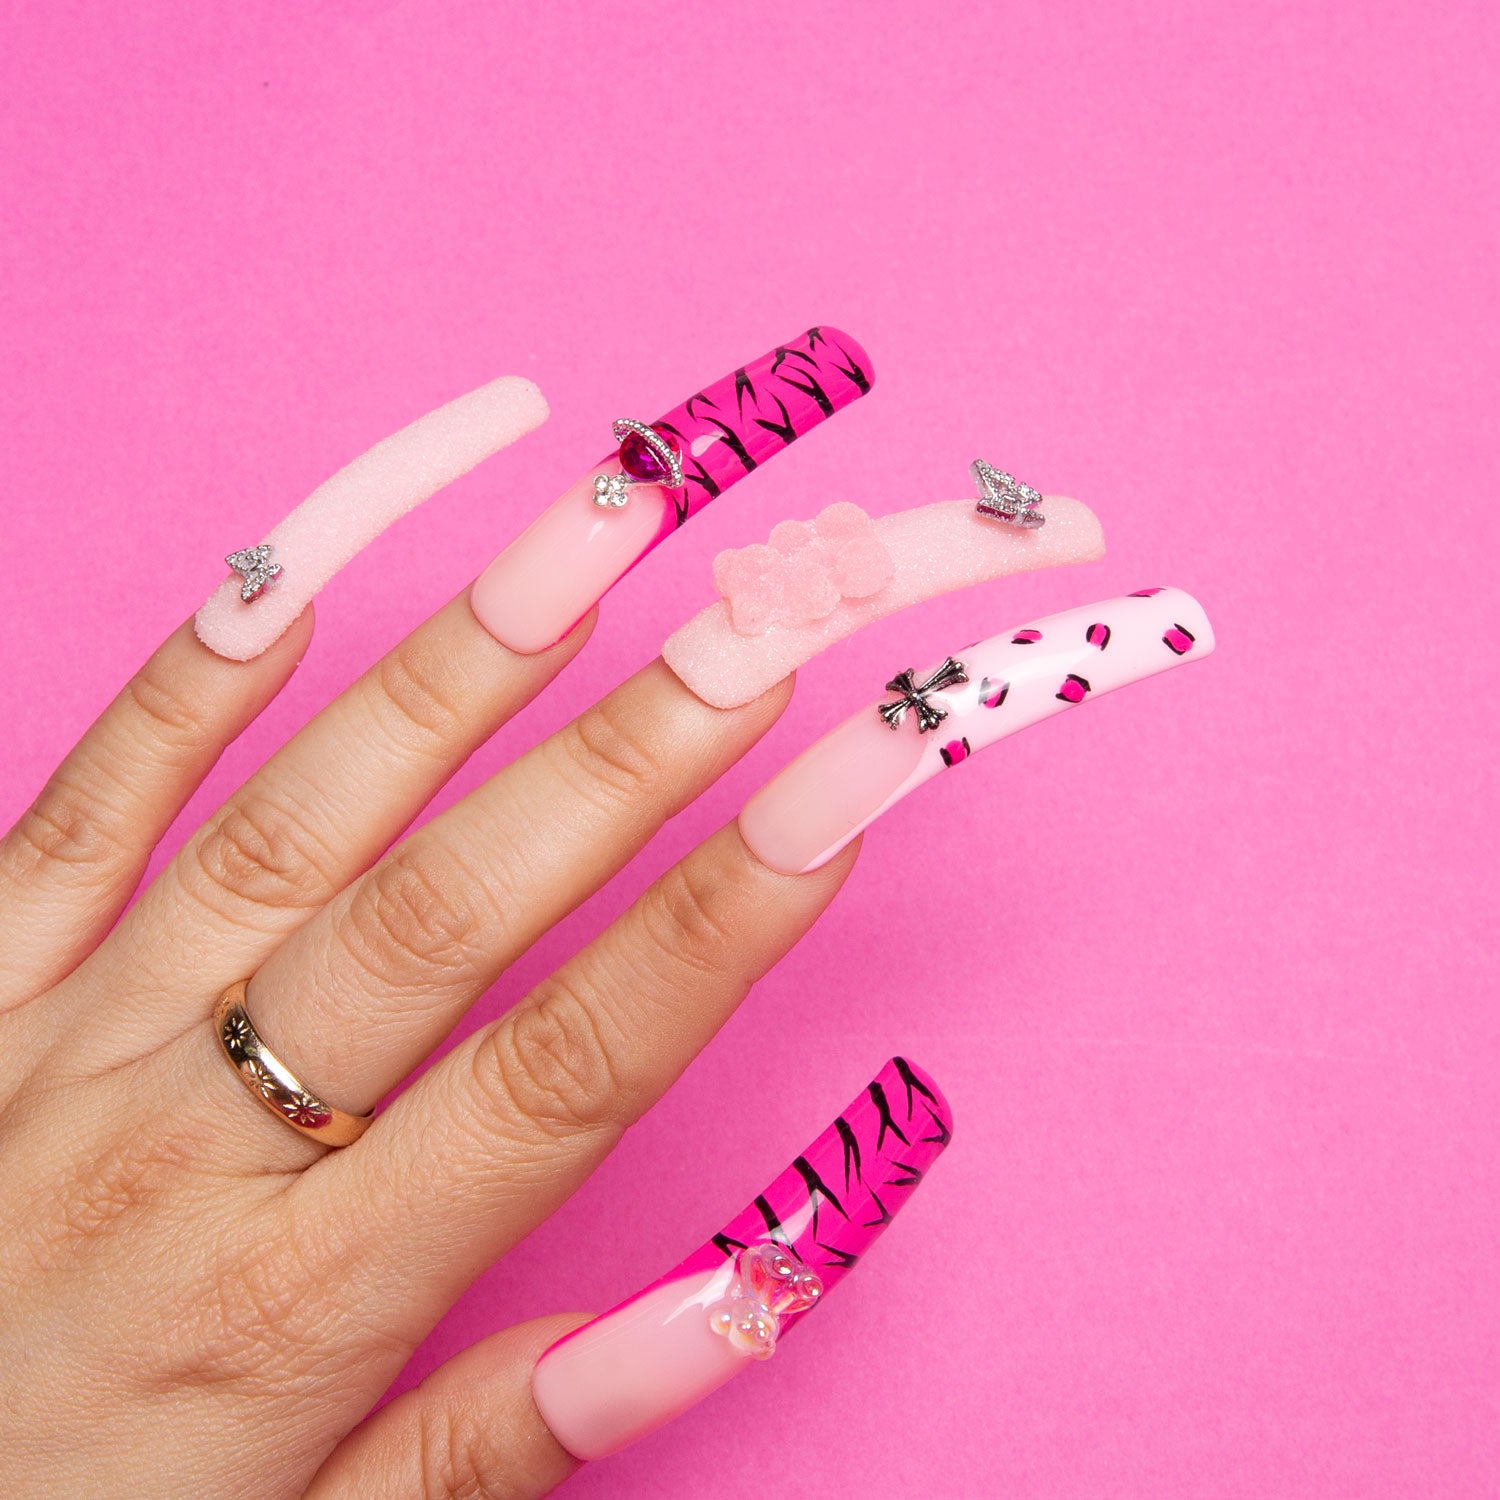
[663,494,1105,709]
[195,376,549,661]
[738,587,1215,874]
[531,1057,951,1461]
[470,327,874,655]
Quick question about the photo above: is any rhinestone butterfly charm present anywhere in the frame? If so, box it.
[225,543,282,602]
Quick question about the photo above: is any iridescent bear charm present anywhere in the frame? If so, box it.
[707,1242,823,1360]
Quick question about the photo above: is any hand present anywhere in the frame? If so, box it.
[0,592,856,1497]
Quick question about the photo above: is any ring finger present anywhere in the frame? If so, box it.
[203,660,795,1167]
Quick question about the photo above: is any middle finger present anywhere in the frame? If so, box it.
[198,661,794,1157]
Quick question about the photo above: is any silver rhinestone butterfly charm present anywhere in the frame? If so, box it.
[225,543,282,602]
[971,459,1045,529]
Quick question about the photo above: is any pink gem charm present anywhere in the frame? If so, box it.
[613,420,681,484]
[592,418,684,509]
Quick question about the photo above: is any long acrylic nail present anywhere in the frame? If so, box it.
[194,376,549,661]
[470,327,873,655]
[663,494,1106,709]
[739,586,1215,875]
[531,1056,951,1461]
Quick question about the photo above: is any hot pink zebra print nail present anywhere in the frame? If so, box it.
[738,586,1216,875]
[530,1057,952,1462]
[471,328,873,654]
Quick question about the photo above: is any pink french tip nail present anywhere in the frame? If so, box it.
[737,586,1216,875]
[531,1057,952,1462]
[194,376,550,662]
[469,327,874,655]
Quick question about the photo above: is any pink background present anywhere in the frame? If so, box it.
[3,3,1496,1495]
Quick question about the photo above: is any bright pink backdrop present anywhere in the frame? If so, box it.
[3,3,1496,1495]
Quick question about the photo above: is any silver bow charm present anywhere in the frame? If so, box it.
[878,656,969,732]
[225,543,282,602]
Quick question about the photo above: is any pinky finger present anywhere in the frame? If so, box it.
[306,1314,585,1500]
[0,612,313,1008]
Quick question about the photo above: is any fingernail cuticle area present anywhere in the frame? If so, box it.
[470,466,668,655]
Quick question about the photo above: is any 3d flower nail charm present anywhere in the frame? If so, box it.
[707,1242,823,1360]
[592,473,631,508]
[713,502,894,635]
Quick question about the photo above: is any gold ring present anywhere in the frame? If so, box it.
[212,981,372,1148]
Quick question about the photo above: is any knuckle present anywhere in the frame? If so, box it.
[552,694,666,812]
[477,982,626,1141]
[122,656,216,755]
[338,845,485,981]
[160,1231,347,1394]
[417,1400,519,1500]
[639,855,741,978]
[6,778,124,878]
[186,795,336,919]
[7,1125,191,1278]
[372,639,470,757]
[54,1130,184,1249]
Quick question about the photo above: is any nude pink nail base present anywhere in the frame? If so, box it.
[470,328,873,655]
[738,586,1216,875]
[531,1057,951,1462]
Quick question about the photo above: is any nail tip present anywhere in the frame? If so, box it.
[815,323,876,390]
[499,376,551,439]
[193,589,271,662]
[664,495,1109,712]
[888,1054,954,1137]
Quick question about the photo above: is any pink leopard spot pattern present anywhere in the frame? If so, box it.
[713,502,894,636]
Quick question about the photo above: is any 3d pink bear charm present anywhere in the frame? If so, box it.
[713,502,894,636]
[707,1242,824,1359]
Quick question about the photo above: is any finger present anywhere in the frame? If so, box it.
[299,824,857,1313]
[528,1057,952,1462]
[74,325,866,1040]
[220,663,794,1135]
[305,1315,584,1500]
[0,612,313,1009]
[65,598,593,1055]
